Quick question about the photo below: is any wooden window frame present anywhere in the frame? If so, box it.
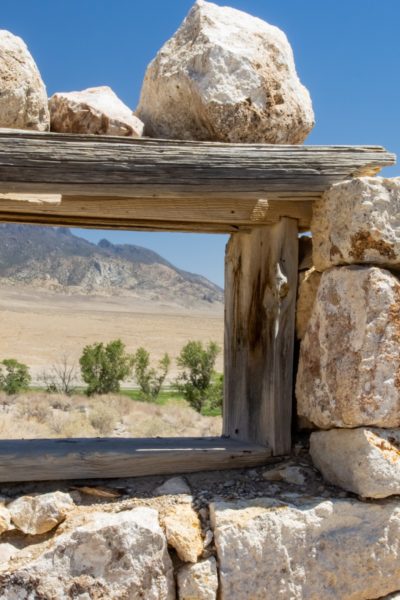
[0,130,394,482]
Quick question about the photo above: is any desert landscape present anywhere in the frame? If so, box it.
[0,224,224,438]
[0,283,224,383]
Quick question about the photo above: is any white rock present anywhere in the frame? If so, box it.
[0,508,175,599]
[177,557,218,600]
[296,267,321,340]
[8,491,74,535]
[0,543,18,564]
[0,506,10,534]
[162,503,203,563]
[49,86,144,136]
[136,0,314,143]
[210,496,400,600]
[155,476,192,496]
[296,266,400,428]
[0,30,49,130]
[312,177,400,271]
[311,428,400,498]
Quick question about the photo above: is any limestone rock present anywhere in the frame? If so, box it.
[177,557,218,600]
[8,491,74,535]
[210,496,400,599]
[296,266,400,428]
[311,428,400,498]
[296,267,321,340]
[0,507,10,535]
[155,476,192,496]
[0,508,175,599]
[162,503,203,563]
[49,86,144,136]
[312,177,400,271]
[0,30,50,131]
[136,0,314,143]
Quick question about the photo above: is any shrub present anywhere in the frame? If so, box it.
[0,359,31,395]
[133,347,171,401]
[89,403,118,435]
[175,341,221,413]
[79,339,134,395]
[40,355,79,396]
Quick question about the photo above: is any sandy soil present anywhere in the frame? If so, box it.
[0,284,224,382]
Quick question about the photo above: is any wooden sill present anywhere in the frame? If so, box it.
[0,436,273,482]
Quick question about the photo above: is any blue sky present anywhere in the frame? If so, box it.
[1,0,399,286]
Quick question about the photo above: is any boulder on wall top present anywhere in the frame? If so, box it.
[0,29,50,131]
[136,0,314,143]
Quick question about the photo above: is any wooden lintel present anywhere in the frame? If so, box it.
[224,219,298,455]
[0,437,273,482]
[0,195,313,231]
[0,129,393,202]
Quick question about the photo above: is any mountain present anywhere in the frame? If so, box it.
[0,224,223,308]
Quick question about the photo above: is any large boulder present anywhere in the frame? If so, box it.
[0,508,175,599]
[296,266,400,429]
[8,491,74,535]
[49,86,144,136]
[312,177,400,271]
[210,496,400,600]
[310,428,400,498]
[0,30,50,131]
[136,0,314,143]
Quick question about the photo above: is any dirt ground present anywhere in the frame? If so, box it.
[0,283,224,382]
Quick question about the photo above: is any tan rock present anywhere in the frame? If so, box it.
[210,496,400,600]
[296,267,321,339]
[0,30,49,130]
[162,502,203,563]
[312,177,400,271]
[296,266,400,429]
[0,508,175,599]
[311,428,400,498]
[262,465,309,486]
[49,86,144,136]
[177,557,218,600]
[137,0,314,143]
[8,491,74,535]
[0,506,10,534]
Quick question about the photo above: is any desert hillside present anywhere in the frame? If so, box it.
[0,224,224,381]
[0,224,223,308]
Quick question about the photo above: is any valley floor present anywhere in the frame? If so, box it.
[0,283,224,382]
[0,391,222,439]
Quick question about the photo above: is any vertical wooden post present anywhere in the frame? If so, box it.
[223,218,298,455]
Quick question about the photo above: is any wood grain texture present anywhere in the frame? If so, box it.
[0,130,393,202]
[0,437,272,482]
[0,195,313,231]
[223,219,298,455]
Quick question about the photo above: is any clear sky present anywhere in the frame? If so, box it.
[1,0,399,286]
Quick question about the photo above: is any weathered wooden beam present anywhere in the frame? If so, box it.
[0,130,393,201]
[0,437,272,482]
[0,194,313,231]
[224,219,298,455]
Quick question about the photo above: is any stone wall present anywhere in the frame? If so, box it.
[296,177,400,500]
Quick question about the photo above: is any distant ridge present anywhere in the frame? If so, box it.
[0,224,223,308]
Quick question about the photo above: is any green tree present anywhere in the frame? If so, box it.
[176,341,221,413]
[0,359,31,395]
[133,347,170,400]
[79,339,134,395]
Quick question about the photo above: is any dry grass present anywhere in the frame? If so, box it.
[0,391,222,439]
